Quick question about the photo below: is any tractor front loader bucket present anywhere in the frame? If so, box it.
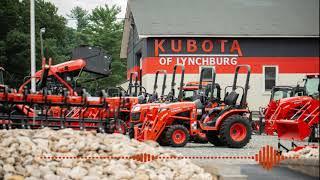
[276,120,311,140]
[274,98,319,140]
[72,46,112,76]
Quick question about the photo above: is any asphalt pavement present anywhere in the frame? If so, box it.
[165,135,319,180]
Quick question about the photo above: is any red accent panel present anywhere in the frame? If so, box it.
[140,57,319,74]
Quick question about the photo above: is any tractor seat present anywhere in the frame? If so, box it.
[194,99,204,109]
[224,91,239,106]
[148,93,158,102]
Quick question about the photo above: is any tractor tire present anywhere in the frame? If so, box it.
[128,123,135,139]
[206,131,225,146]
[219,115,252,148]
[106,119,127,135]
[192,133,208,144]
[165,125,190,147]
[157,129,170,146]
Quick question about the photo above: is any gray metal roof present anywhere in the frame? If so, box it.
[130,0,319,37]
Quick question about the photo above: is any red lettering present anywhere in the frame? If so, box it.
[230,40,243,56]
[171,40,182,53]
[202,40,213,53]
[155,39,165,56]
[220,40,228,53]
[187,40,198,53]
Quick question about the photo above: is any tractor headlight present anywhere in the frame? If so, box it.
[158,108,168,113]
[132,106,141,112]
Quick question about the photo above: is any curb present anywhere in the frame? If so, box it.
[279,158,319,177]
[198,163,248,180]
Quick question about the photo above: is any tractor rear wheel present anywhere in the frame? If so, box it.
[206,131,225,146]
[157,129,170,146]
[166,125,190,147]
[128,122,135,139]
[106,119,127,135]
[219,115,251,148]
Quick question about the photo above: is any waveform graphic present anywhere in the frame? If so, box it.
[130,153,159,162]
[253,145,297,170]
[40,145,301,170]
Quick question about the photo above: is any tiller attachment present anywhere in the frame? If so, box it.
[0,87,125,134]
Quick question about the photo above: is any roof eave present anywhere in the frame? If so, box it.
[120,1,132,59]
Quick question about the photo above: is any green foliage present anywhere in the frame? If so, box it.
[0,0,70,87]
[85,5,126,88]
[0,1,126,89]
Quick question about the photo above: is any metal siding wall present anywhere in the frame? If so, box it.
[126,37,318,110]
[127,24,143,71]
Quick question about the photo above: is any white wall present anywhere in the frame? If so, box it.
[141,73,306,111]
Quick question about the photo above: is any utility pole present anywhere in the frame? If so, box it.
[30,0,36,93]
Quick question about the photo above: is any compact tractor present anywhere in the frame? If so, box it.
[263,74,319,147]
[129,65,184,138]
[134,65,252,148]
[129,65,222,141]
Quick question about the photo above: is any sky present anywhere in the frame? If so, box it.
[47,0,127,27]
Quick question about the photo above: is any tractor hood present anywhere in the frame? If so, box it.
[131,103,162,113]
[277,96,314,106]
[158,101,196,109]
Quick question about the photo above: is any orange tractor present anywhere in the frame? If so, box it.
[129,65,221,142]
[134,65,252,148]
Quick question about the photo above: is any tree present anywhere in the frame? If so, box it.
[0,0,70,87]
[68,6,89,31]
[68,6,90,46]
[86,5,126,88]
[0,1,126,89]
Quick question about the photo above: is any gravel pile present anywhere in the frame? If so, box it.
[284,146,319,159]
[0,128,212,180]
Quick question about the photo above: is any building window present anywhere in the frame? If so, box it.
[264,66,277,91]
[200,67,213,81]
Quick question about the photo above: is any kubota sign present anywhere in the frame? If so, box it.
[151,38,242,66]
[154,39,243,56]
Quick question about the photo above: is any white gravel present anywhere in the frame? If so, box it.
[0,128,212,180]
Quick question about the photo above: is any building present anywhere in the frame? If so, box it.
[120,0,319,110]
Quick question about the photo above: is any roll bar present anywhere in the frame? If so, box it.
[232,65,251,107]
[153,70,167,97]
[210,68,216,100]
[128,72,139,96]
[198,67,216,100]
[170,64,185,101]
